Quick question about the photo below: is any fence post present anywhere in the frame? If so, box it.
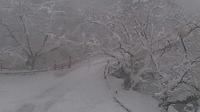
[0,63,2,71]
[68,56,72,68]
[62,63,64,69]
[54,63,57,70]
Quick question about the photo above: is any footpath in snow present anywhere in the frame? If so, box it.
[0,58,160,112]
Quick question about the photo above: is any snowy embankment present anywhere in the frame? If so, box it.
[0,58,160,112]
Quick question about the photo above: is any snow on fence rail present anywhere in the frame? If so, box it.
[0,69,50,75]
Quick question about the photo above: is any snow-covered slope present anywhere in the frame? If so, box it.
[0,58,160,112]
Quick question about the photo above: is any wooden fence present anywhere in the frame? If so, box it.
[0,56,72,74]
[53,56,72,70]
[0,63,9,71]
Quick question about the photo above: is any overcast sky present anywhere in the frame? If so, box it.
[30,0,200,14]
[70,0,200,13]
[177,0,200,12]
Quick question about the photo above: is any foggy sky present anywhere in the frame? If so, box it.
[32,0,200,13]
[177,0,200,12]
[70,0,200,13]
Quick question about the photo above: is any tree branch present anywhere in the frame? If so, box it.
[35,35,49,55]
[18,15,33,55]
[0,21,30,56]
[38,47,59,57]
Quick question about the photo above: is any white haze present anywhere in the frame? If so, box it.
[177,0,200,12]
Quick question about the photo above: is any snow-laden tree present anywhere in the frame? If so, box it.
[0,0,63,69]
[102,0,182,88]
[0,0,87,69]
[100,0,200,112]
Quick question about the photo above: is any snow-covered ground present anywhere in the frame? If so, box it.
[0,58,160,112]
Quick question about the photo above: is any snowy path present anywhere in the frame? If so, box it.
[0,58,160,112]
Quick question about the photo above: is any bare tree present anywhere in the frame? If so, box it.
[0,0,62,69]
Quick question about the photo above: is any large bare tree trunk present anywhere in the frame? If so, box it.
[68,56,72,68]
[26,56,37,70]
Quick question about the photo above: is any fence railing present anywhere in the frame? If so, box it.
[0,63,9,71]
[0,56,72,74]
[53,56,72,70]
